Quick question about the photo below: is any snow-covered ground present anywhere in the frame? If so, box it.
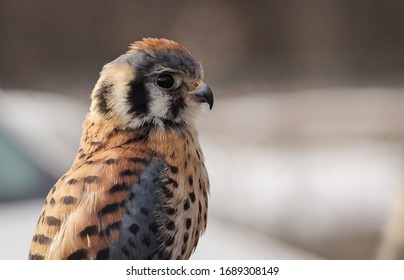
[1,88,404,259]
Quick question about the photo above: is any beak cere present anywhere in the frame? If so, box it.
[191,82,214,110]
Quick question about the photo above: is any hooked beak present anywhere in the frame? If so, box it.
[191,82,214,110]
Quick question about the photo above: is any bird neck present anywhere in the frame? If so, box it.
[74,116,197,166]
[73,117,145,165]
[147,127,200,167]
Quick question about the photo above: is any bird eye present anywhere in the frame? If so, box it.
[156,74,175,89]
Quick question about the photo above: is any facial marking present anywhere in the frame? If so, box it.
[127,79,150,118]
[89,40,208,130]
[148,85,170,119]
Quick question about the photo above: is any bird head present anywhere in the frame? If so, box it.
[89,38,213,130]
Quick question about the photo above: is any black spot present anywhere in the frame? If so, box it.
[67,249,88,260]
[120,169,138,177]
[90,141,102,146]
[29,254,44,260]
[165,207,176,215]
[165,236,175,246]
[44,199,48,205]
[32,234,51,245]
[96,248,110,260]
[166,220,175,231]
[127,79,150,117]
[46,216,61,227]
[80,225,98,238]
[186,218,192,230]
[66,178,77,185]
[98,202,121,216]
[170,151,176,159]
[165,178,178,188]
[139,207,148,216]
[199,201,202,213]
[204,212,207,222]
[183,232,189,243]
[129,224,139,235]
[109,183,130,193]
[168,165,178,174]
[95,82,113,115]
[129,157,149,165]
[105,158,118,164]
[189,191,196,203]
[148,222,158,234]
[104,221,121,235]
[183,199,190,210]
[49,198,56,205]
[142,235,151,247]
[184,160,188,168]
[161,186,174,198]
[84,160,94,164]
[61,196,77,205]
[84,176,98,184]
[129,192,136,200]
[196,149,201,160]
[193,238,199,249]
[78,153,87,159]
[50,186,56,194]
[121,246,130,257]
[188,175,193,186]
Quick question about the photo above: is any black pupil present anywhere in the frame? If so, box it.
[157,74,174,89]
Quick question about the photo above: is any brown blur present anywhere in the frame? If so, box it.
[1,0,404,94]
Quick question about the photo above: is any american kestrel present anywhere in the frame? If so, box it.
[28,38,213,260]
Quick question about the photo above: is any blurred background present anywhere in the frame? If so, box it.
[1,0,404,260]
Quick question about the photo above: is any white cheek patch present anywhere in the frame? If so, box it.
[147,87,204,128]
[180,98,203,126]
[147,85,170,119]
[103,65,140,127]
[110,88,136,126]
[90,63,145,128]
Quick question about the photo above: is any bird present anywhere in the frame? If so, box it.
[28,38,213,260]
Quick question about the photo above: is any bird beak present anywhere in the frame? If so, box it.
[191,82,214,110]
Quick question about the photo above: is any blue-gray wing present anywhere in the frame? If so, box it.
[110,158,173,259]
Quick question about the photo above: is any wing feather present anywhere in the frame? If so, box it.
[29,134,153,260]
